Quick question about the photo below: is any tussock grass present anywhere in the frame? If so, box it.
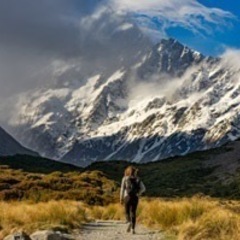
[1,197,240,240]
[89,203,124,220]
[92,196,240,240]
[179,208,240,240]
[139,197,212,229]
[0,167,117,205]
[0,201,88,238]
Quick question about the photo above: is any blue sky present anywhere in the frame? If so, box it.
[123,0,240,56]
[173,0,240,56]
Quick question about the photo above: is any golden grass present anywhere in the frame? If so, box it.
[138,197,212,229]
[0,201,88,238]
[1,197,240,240]
[179,208,240,240]
[90,196,240,240]
[89,203,125,220]
[0,167,118,205]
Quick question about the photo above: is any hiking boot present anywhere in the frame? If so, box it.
[131,229,136,234]
[126,223,132,232]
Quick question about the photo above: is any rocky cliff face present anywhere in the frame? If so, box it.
[3,38,240,166]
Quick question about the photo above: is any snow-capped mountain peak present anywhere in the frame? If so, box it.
[3,38,240,166]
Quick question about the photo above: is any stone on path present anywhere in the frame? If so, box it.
[3,221,165,240]
[4,231,31,240]
[30,230,74,240]
[4,231,74,240]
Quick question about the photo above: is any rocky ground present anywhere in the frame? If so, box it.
[3,220,166,240]
[78,220,165,240]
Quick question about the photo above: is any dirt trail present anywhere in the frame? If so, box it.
[77,220,165,240]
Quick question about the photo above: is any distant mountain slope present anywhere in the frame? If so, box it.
[0,126,38,157]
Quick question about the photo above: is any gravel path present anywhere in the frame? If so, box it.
[77,220,165,240]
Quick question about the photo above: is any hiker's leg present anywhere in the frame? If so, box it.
[130,197,139,230]
[124,196,131,223]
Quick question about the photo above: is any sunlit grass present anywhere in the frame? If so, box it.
[0,201,88,238]
[92,196,240,240]
[89,203,124,220]
[1,197,240,240]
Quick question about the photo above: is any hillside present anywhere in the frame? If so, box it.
[1,139,240,203]
[0,157,117,205]
[87,139,240,199]
[0,126,38,157]
[0,154,81,174]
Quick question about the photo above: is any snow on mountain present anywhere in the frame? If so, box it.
[0,126,38,157]
[3,38,240,166]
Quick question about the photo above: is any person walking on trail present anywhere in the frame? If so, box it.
[120,166,146,234]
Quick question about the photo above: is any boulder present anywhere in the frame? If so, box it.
[30,231,74,240]
[4,231,31,240]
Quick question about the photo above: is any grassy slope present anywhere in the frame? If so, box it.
[0,155,117,205]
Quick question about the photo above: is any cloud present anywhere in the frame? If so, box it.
[127,65,201,108]
[111,0,236,38]
[0,0,94,99]
[221,48,240,72]
[0,0,236,101]
[0,0,149,99]
[0,0,107,58]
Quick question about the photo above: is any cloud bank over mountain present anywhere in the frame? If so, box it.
[110,0,235,39]
[0,0,237,99]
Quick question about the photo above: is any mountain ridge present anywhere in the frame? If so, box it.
[2,38,240,166]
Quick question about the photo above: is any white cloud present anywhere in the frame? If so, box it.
[0,2,150,99]
[127,65,201,107]
[110,0,236,37]
[221,48,240,72]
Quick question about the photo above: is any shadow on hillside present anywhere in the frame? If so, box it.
[0,154,82,174]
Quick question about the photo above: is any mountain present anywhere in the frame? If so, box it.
[0,126,38,157]
[3,38,240,166]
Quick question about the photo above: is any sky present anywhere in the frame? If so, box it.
[196,0,240,54]
[0,0,239,99]
[116,0,240,56]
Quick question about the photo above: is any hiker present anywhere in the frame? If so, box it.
[120,166,146,234]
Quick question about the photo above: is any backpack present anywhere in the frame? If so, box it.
[125,177,140,197]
